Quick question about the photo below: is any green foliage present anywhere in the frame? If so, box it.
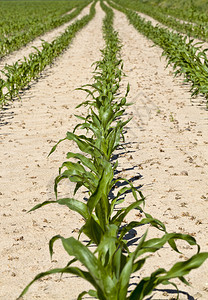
[112,0,208,25]
[18,225,208,299]
[0,1,96,107]
[18,1,208,299]
[0,0,91,58]
[113,0,208,41]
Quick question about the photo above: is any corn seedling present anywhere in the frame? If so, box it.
[18,1,208,299]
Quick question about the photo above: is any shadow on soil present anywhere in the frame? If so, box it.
[0,105,15,127]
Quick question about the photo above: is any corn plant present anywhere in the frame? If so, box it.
[18,1,208,299]
[18,224,208,300]
[0,79,6,106]
[26,0,145,244]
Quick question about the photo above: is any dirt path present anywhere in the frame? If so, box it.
[0,5,90,71]
[0,3,208,300]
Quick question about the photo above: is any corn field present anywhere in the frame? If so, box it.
[0,0,208,299]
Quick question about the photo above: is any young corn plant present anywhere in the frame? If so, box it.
[0,78,6,106]
[26,0,144,245]
[18,223,208,300]
[18,2,208,300]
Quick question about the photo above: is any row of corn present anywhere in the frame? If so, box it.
[18,1,208,299]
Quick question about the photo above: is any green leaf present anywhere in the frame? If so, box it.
[163,252,208,280]
[49,234,62,259]
[61,236,110,294]
[111,200,144,227]
[118,231,148,299]
[125,82,130,97]
[48,137,67,156]
[28,200,57,213]
[17,265,101,300]
[87,160,113,216]
[66,131,101,157]
[57,198,90,219]
[81,215,104,245]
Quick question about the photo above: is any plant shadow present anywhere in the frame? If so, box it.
[128,278,194,300]
[0,105,15,127]
[145,288,194,300]
[122,227,141,246]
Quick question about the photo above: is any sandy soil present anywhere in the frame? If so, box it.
[0,2,208,300]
